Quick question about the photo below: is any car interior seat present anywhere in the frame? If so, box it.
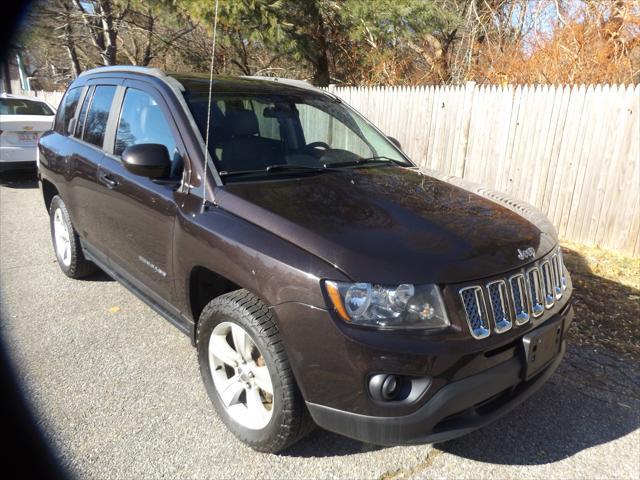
[219,108,284,172]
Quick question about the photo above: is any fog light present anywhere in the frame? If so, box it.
[369,374,402,401]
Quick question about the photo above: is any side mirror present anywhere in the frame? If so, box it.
[122,143,171,179]
[387,136,402,150]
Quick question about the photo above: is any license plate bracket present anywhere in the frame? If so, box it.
[521,318,563,380]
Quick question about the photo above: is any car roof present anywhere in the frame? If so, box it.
[78,66,334,99]
[171,74,326,97]
[0,92,50,103]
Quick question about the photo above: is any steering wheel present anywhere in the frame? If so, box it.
[302,141,331,155]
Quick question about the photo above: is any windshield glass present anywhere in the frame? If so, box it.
[183,89,410,179]
[0,98,54,116]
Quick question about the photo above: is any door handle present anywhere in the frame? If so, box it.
[99,172,119,189]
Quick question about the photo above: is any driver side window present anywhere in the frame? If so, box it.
[114,88,177,162]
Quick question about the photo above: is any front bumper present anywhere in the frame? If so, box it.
[307,338,565,445]
[272,296,573,446]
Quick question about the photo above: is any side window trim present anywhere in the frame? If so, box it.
[70,82,120,151]
[103,85,126,156]
[74,85,94,139]
[68,86,89,136]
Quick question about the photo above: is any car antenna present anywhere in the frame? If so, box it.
[202,0,219,212]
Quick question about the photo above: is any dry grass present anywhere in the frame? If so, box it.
[560,241,640,361]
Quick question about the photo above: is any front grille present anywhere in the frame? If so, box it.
[460,286,490,339]
[459,247,567,339]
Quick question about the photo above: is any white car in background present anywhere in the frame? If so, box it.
[0,93,56,172]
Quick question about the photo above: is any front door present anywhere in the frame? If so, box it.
[95,81,186,305]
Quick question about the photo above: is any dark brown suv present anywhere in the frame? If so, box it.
[38,66,573,453]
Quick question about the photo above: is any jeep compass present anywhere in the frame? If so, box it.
[37,66,573,453]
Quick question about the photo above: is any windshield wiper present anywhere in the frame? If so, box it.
[265,164,340,173]
[220,164,339,178]
[325,156,405,168]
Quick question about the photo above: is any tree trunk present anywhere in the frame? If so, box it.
[312,52,331,86]
[97,0,118,65]
[72,0,122,66]
[66,44,82,78]
[2,58,11,93]
[61,1,81,77]
[311,16,331,86]
[140,10,154,66]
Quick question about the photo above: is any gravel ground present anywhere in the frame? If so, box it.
[1,172,639,480]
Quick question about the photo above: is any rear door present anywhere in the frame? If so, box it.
[65,82,119,260]
[95,79,186,305]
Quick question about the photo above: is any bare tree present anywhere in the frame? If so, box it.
[71,0,129,66]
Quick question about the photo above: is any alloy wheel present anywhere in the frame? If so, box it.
[208,321,275,430]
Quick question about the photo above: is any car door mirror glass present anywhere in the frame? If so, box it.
[121,143,171,179]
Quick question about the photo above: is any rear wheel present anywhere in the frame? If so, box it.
[49,195,97,278]
[196,290,314,453]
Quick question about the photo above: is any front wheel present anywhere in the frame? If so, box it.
[196,290,313,453]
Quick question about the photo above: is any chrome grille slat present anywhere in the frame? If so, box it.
[508,274,530,325]
[551,254,563,299]
[459,286,490,339]
[459,247,568,339]
[486,280,512,333]
[526,267,545,317]
[558,249,567,290]
[540,261,555,308]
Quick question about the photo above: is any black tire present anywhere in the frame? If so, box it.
[196,290,314,453]
[49,195,97,279]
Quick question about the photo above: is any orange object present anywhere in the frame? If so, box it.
[325,281,350,322]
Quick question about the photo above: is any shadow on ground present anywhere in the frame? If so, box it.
[0,171,38,189]
[83,270,115,282]
[438,344,639,465]
[283,430,383,458]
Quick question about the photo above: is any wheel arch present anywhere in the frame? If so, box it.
[41,178,59,212]
[188,265,241,329]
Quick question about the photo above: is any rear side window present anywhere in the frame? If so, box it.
[114,88,177,160]
[54,87,81,134]
[0,98,53,116]
[74,87,93,140]
[82,85,116,148]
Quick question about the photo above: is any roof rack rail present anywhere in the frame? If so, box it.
[79,66,185,92]
[243,75,340,101]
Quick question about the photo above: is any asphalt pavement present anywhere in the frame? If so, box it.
[1,172,638,479]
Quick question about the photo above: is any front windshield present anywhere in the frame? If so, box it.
[183,89,411,179]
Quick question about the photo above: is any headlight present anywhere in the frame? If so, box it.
[324,281,450,330]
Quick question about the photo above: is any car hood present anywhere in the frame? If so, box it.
[216,167,558,284]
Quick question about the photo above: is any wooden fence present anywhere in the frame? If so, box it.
[20,83,640,256]
[328,83,640,257]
